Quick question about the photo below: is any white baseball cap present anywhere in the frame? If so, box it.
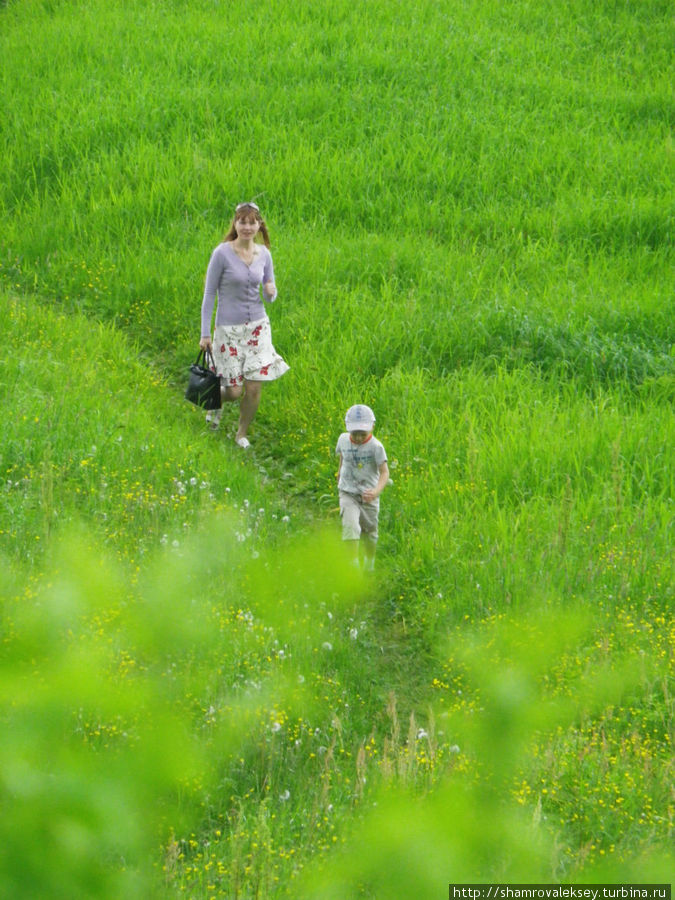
[345,404,376,432]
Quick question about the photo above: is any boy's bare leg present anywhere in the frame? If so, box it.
[362,535,376,571]
[344,539,360,567]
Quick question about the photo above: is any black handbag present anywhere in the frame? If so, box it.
[185,348,222,410]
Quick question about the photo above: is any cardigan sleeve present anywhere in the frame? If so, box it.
[201,245,225,337]
[263,248,277,302]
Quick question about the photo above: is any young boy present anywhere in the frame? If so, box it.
[336,404,390,571]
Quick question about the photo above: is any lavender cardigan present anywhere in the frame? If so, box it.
[201,242,277,336]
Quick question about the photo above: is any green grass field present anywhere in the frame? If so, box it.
[1,0,673,896]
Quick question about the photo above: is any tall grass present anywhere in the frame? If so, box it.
[1,0,674,895]
[0,296,301,567]
[2,0,673,338]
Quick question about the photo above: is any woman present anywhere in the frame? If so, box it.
[199,202,289,448]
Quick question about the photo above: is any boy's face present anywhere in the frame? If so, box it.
[349,430,371,444]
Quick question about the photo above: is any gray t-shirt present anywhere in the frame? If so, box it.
[201,242,277,334]
[336,433,387,496]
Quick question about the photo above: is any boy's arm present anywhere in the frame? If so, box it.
[363,461,389,503]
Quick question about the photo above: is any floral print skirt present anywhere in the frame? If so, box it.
[212,317,289,387]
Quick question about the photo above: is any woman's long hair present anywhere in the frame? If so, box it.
[224,204,271,248]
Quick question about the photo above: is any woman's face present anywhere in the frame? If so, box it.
[235,214,260,240]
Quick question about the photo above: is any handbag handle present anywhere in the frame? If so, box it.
[195,347,217,370]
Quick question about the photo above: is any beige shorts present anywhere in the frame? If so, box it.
[212,317,289,387]
[339,491,379,543]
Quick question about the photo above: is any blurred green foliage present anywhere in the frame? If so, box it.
[4,533,671,896]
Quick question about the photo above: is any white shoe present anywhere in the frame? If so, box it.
[235,436,251,449]
[206,409,222,431]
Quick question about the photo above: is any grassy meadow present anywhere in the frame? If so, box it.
[1,0,674,896]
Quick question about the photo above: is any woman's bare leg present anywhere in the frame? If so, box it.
[223,383,243,402]
[236,380,262,441]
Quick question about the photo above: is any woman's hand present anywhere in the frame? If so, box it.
[264,281,277,298]
[199,336,213,351]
